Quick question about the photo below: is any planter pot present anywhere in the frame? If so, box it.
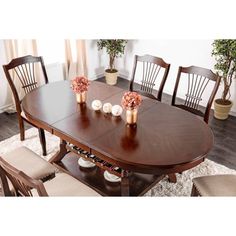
[214,99,233,120]
[105,69,118,85]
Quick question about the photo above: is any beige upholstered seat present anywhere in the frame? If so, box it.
[32,173,101,196]
[192,175,236,196]
[2,146,56,181]
[0,148,100,197]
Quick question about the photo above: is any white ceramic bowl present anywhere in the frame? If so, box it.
[104,170,121,182]
[78,157,96,168]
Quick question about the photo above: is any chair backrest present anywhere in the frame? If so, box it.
[129,54,170,101]
[0,156,48,196]
[2,55,48,114]
[171,65,221,123]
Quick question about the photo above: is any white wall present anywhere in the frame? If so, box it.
[86,40,107,79]
[87,40,236,115]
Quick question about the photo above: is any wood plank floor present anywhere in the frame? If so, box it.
[0,77,236,171]
[0,112,31,141]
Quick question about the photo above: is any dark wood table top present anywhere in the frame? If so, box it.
[22,80,213,175]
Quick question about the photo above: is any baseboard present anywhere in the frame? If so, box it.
[90,73,105,81]
[118,73,130,80]
[90,72,130,82]
[230,110,236,117]
[0,103,14,114]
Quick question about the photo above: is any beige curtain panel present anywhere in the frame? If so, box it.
[64,39,88,80]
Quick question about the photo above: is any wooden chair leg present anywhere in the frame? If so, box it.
[18,116,25,141]
[38,128,47,156]
[0,166,12,196]
[168,173,177,183]
[191,184,199,196]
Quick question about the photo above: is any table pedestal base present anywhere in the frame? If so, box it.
[54,152,164,196]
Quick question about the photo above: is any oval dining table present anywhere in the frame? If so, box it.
[22,80,213,196]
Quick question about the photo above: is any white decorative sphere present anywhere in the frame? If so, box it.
[91,100,102,111]
[103,103,112,113]
[111,105,123,116]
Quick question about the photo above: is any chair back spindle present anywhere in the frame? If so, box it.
[13,63,38,94]
[172,66,221,123]
[3,55,48,107]
[129,55,170,101]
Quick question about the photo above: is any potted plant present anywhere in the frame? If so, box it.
[97,39,128,85]
[212,39,236,120]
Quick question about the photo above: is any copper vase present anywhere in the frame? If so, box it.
[126,108,138,125]
[76,91,87,103]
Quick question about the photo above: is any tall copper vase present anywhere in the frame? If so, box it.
[126,108,138,125]
[76,91,87,103]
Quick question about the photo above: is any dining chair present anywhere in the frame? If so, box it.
[171,65,221,123]
[0,155,101,197]
[191,175,236,196]
[129,54,170,101]
[3,55,49,155]
[0,146,56,196]
[129,55,174,182]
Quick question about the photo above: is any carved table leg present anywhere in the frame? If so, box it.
[121,170,130,196]
[49,139,68,163]
[168,173,177,183]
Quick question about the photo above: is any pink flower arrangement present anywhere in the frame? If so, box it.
[71,76,89,93]
[121,91,142,110]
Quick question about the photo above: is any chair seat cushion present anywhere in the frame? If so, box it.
[193,175,236,196]
[32,173,101,196]
[2,146,56,181]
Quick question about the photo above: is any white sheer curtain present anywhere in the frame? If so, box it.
[64,39,88,80]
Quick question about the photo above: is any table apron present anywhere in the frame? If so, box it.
[53,129,90,153]
[51,129,206,175]
[24,111,53,133]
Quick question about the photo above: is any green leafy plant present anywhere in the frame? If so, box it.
[97,39,128,72]
[212,39,236,104]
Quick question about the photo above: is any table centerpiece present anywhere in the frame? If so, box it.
[121,91,142,125]
[71,76,89,103]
